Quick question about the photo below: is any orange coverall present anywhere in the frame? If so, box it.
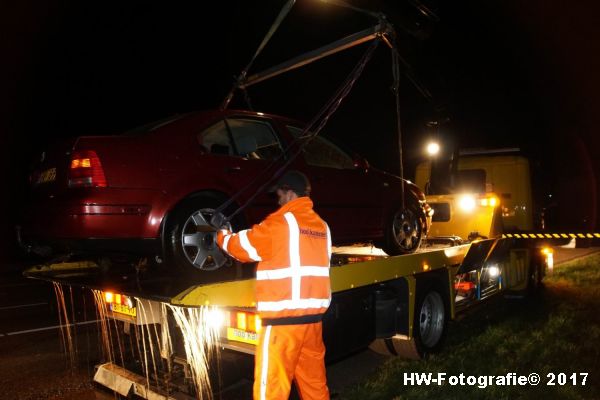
[217,197,332,400]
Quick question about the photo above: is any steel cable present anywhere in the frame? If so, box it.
[217,38,381,222]
[221,0,297,110]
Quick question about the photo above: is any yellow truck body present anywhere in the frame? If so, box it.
[416,154,534,238]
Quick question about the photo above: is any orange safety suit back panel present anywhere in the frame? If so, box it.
[217,197,331,322]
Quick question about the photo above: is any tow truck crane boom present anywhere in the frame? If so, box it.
[239,23,394,89]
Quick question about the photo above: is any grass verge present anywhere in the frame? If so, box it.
[342,253,600,400]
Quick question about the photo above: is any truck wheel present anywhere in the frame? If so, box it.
[369,283,448,359]
[166,196,240,278]
[381,207,424,256]
[528,262,543,294]
[414,285,447,356]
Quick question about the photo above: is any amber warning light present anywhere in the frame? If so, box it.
[231,311,262,333]
[225,310,262,346]
[542,247,554,272]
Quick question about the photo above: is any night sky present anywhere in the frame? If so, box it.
[2,0,599,261]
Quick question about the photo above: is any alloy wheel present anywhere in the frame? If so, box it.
[392,209,421,251]
[180,208,230,271]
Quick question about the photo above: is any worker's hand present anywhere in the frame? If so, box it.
[209,211,228,231]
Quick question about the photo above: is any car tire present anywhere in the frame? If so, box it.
[381,206,425,256]
[165,195,243,280]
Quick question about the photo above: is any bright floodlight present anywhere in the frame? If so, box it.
[426,142,440,156]
[459,194,476,212]
[488,265,500,278]
[205,308,226,329]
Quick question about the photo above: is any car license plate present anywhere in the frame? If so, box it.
[111,303,137,317]
[227,327,258,345]
[37,167,57,184]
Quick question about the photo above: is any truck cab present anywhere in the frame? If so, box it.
[416,148,534,241]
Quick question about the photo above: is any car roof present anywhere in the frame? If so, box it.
[119,109,305,138]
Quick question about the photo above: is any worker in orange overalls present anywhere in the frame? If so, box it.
[215,170,331,400]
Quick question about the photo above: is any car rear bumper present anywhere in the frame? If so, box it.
[21,197,163,237]
[22,186,167,237]
[16,226,161,258]
[18,195,165,258]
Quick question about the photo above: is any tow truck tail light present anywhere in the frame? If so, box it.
[237,312,247,330]
[69,150,107,187]
[104,292,114,303]
[253,315,262,333]
[230,311,261,333]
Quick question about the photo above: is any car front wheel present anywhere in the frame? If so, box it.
[381,207,424,256]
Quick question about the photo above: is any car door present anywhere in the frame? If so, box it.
[197,116,288,225]
[285,126,384,242]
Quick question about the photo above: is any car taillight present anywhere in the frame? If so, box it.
[69,150,107,187]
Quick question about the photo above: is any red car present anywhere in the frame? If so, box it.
[19,110,429,274]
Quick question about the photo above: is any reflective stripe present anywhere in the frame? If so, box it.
[239,230,262,262]
[326,224,332,260]
[222,234,232,253]
[284,212,301,301]
[257,298,331,312]
[256,266,330,280]
[259,325,272,400]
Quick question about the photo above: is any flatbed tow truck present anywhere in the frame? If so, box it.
[23,141,559,399]
[24,207,553,399]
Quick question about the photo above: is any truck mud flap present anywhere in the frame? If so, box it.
[369,335,420,360]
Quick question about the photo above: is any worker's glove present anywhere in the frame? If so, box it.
[209,211,229,231]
